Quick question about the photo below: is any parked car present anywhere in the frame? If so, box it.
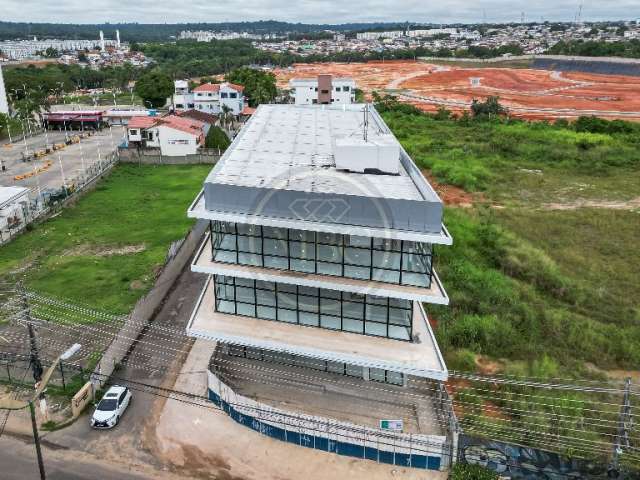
[90,385,132,429]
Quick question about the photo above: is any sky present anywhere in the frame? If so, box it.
[2,0,640,24]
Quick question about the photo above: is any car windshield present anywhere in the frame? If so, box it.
[96,398,118,411]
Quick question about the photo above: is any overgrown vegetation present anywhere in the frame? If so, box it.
[225,67,278,106]
[0,164,209,313]
[548,39,640,58]
[450,463,498,480]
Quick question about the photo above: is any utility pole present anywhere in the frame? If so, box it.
[28,400,46,480]
[609,377,633,479]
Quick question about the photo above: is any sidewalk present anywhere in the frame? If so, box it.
[152,339,448,480]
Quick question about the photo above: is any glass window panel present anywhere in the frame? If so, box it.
[389,307,411,326]
[264,255,288,270]
[216,299,236,314]
[317,232,342,245]
[236,302,256,317]
[298,286,318,296]
[256,280,275,290]
[236,224,261,236]
[235,277,254,287]
[321,315,341,330]
[290,241,315,260]
[279,283,297,293]
[365,304,388,323]
[369,368,386,383]
[388,324,411,341]
[347,235,370,247]
[277,308,297,323]
[343,301,364,319]
[257,305,277,320]
[403,253,430,273]
[290,258,315,273]
[317,262,341,276]
[322,289,341,299]
[298,295,318,312]
[317,244,342,263]
[290,229,315,242]
[237,236,262,253]
[320,298,340,316]
[237,252,262,266]
[373,238,401,251]
[401,272,430,287]
[342,318,363,333]
[387,371,404,386]
[215,283,234,300]
[345,364,363,378]
[389,297,411,309]
[214,250,237,263]
[372,251,401,270]
[343,292,365,303]
[256,289,276,306]
[299,311,319,326]
[367,295,388,306]
[344,265,370,280]
[235,286,255,304]
[218,234,237,250]
[344,247,371,267]
[326,361,344,374]
[262,226,287,239]
[365,321,387,337]
[276,291,297,309]
[263,238,288,256]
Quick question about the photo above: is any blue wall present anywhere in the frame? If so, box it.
[208,388,442,471]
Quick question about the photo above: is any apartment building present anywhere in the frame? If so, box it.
[173,81,245,115]
[186,104,456,471]
[289,74,356,105]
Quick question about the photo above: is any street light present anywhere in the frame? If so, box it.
[0,343,82,480]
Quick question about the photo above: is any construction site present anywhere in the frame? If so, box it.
[275,60,640,120]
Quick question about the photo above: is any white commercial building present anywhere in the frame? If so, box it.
[0,187,32,242]
[0,63,8,115]
[185,104,456,472]
[173,81,245,115]
[289,75,356,105]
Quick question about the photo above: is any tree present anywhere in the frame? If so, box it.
[225,67,277,107]
[133,70,173,109]
[44,47,59,58]
[470,96,507,118]
[204,126,231,150]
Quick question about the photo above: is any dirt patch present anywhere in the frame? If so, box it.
[62,243,146,257]
[541,197,640,211]
[482,401,510,421]
[130,280,146,290]
[475,355,505,375]
[423,171,477,207]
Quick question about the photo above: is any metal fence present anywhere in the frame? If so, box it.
[0,352,85,391]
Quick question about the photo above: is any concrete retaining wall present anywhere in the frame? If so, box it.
[207,369,449,470]
[118,147,221,165]
[91,219,208,388]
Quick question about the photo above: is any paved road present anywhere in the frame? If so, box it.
[0,126,124,193]
[0,436,152,480]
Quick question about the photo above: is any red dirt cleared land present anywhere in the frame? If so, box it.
[274,60,640,120]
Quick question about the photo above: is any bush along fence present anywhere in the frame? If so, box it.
[206,367,451,471]
[90,219,208,390]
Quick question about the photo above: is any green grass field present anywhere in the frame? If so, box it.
[0,164,210,314]
[379,105,640,373]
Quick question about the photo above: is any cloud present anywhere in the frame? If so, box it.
[2,0,639,24]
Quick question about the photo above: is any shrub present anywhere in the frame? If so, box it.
[204,126,231,150]
[470,96,507,118]
[450,463,498,480]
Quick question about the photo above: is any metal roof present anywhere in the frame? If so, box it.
[201,104,444,234]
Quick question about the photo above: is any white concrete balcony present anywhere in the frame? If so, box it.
[187,276,448,381]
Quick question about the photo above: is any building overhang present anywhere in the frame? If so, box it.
[192,233,449,305]
[188,190,453,246]
[188,276,448,381]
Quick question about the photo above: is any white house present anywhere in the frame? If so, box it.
[190,82,245,115]
[289,75,356,105]
[173,80,195,111]
[126,114,205,156]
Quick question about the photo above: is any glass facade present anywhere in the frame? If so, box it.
[226,344,404,386]
[214,275,413,341]
[210,221,434,288]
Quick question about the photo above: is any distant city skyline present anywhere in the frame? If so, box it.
[3,0,640,25]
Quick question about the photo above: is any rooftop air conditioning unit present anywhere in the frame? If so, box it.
[333,134,400,174]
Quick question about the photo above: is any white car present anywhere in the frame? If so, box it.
[90,385,132,429]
